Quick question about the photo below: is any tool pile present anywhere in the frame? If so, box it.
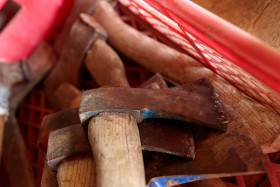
[2,0,280,186]
[38,1,266,186]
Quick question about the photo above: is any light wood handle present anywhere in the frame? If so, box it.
[88,112,145,187]
[0,115,4,159]
[57,155,96,187]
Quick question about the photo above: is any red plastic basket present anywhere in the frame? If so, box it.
[118,0,280,113]
[2,0,280,187]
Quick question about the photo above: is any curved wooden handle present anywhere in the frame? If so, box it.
[88,112,145,187]
[85,38,130,87]
[93,1,213,83]
[0,115,5,159]
[57,155,96,187]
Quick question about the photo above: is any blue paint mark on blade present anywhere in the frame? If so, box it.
[147,175,205,187]
[141,109,181,120]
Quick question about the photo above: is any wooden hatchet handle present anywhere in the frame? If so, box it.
[85,23,145,186]
[88,112,145,187]
[41,160,58,187]
[57,155,96,187]
[85,38,129,87]
[85,38,145,186]
[56,21,144,186]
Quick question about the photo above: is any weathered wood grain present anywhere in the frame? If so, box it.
[88,112,145,187]
[57,155,96,187]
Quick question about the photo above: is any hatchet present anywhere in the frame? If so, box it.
[78,78,226,187]
[40,74,195,159]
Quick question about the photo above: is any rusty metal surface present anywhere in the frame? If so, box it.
[47,119,194,171]
[47,124,91,171]
[43,18,98,104]
[0,59,30,87]
[140,118,195,159]
[42,108,195,160]
[38,108,80,150]
[139,73,168,89]
[0,60,30,114]
[41,74,195,159]
[80,13,108,40]
[80,78,227,131]
[143,108,266,181]
[9,43,57,113]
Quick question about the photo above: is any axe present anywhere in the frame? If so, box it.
[77,78,226,187]
[41,16,225,187]
[85,2,266,186]
[40,74,195,159]
[41,73,195,158]
[41,74,196,187]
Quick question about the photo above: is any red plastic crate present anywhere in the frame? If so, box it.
[0,1,279,187]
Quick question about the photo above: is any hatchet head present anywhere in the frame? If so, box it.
[46,119,195,171]
[0,60,31,115]
[39,73,168,149]
[38,108,80,150]
[40,74,195,162]
[79,79,227,131]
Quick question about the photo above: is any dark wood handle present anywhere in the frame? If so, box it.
[0,115,4,159]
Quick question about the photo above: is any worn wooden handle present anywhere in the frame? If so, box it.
[57,155,96,187]
[0,115,4,158]
[88,112,145,187]
[93,1,213,84]
[41,160,58,187]
[85,38,130,87]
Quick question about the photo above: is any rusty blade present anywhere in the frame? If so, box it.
[47,120,194,171]
[40,74,195,158]
[38,108,80,150]
[41,108,195,159]
[143,113,266,183]
[139,73,168,89]
[47,124,91,171]
[79,78,227,131]
[140,118,195,158]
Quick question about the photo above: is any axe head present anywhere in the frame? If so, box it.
[40,73,195,160]
[38,108,80,150]
[79,79,227,131]
[46,120,195,171]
